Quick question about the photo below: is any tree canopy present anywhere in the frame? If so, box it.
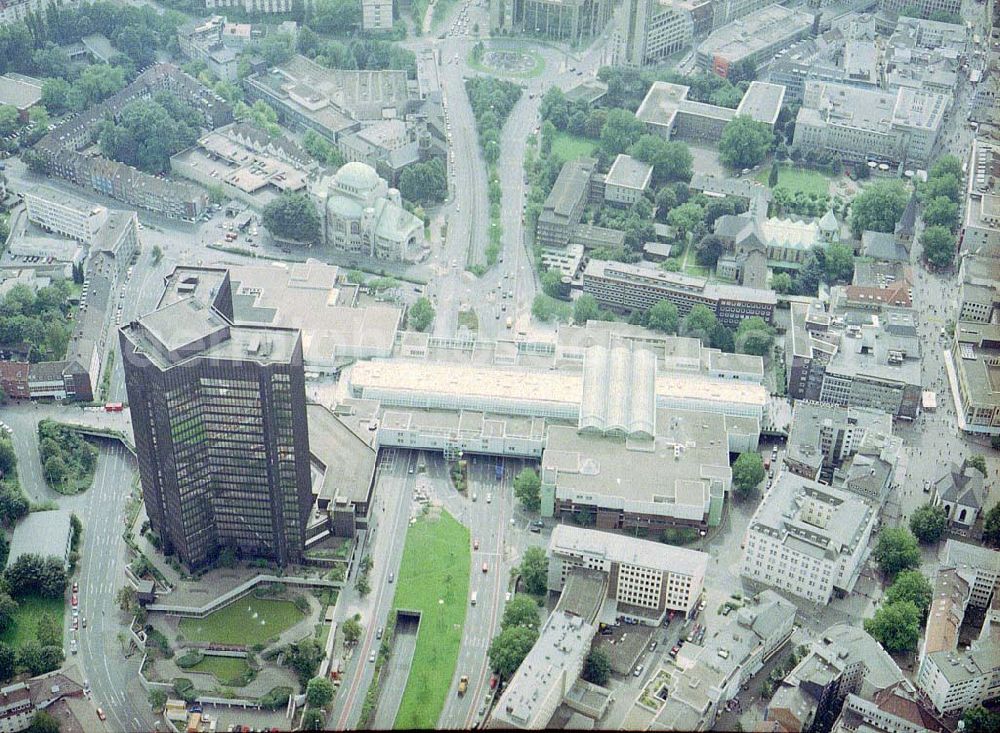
[488,625,539,680]
[629,135,693,185]
[98,92,202,173]
[519,546,548,595]
[962,706,1000,733]
[864,600,921,653]
[735,317,775,357]
[582,648,611,686]
[0,593,17,635]
[0,282,73,363]
[824,243,855,283]
[884,570,932,619]
[771,272,793,294]
[983,505,1000,549]
[909,503,947,544]
[647,300,679,334]
[599,109,645,157]
[573,294,601,325]
[849,181,908,238]
[398,159,447,205]
[262,193,321,244]
[872,528,921,579]
[667,202,704,240]
[502,596,540,631]
[922,196,959,230]
[342,616,362,644]
[514,468,541,513]
[2,554,67,599]
[466,76,522,161]
[694,235,725,268]
[681,304,718,343]
[305,676,334,709]
[718,116,773,170]
[407,298,435,332]
[921,225,956,269]
[732,452,765,495]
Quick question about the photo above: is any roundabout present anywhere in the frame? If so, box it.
[469,42,546,78]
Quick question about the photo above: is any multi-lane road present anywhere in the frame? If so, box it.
[435,456,517,729]
[327,448,417,729]
[71,443,152,733]
[2,401,152,732]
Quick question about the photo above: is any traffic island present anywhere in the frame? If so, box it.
[389,508,470,729]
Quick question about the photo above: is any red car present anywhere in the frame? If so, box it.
[71,594,78,606]
[489,675,498,690]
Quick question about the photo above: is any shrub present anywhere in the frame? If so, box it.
[175,651,205,668]
[172,678,196,703]
[259,686,292,710]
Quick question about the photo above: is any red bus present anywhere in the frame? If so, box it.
[104,402,123,412]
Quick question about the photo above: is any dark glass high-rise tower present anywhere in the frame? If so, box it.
[120,271,312,569]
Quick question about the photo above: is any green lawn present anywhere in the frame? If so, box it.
[457,310,479,331]
[756,165,831,197]
[0,595,65,648]
[178,597,304,646]
[678,241,711,277]
[551,132,597,161]
[392,510,471,730]
[189,655,251,686]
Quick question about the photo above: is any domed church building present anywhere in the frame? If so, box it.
[312,161,423,261]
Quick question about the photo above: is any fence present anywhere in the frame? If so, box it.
[147,574,342,618]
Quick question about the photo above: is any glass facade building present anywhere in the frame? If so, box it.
[120,277,312,569]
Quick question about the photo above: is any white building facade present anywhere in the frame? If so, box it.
[24,188,109,245]
[546,524,708,620]
[740,473,878,604]
[362,0,394,31]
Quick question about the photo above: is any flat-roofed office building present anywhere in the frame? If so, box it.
[546,524,708,622]
[120,272,313,569]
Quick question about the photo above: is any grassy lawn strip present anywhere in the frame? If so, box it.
[392,509,470,729]
[188,655,251,686]
[0,594,64,648]
[457,310,478,331]
[678,241,710,277]
[551,132,597,161]
[178,597,304,646]
[756,165,831,197]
